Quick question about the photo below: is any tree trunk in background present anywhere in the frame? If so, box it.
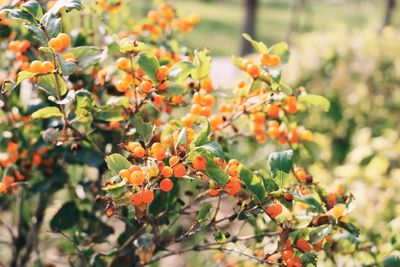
[240,0,258,56]
[381,0,396,31]
[286,0,302,42]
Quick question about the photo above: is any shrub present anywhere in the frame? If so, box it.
[0,1,361,266]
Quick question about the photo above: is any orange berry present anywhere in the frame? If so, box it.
[7,142,18,153]
[190,104,202,115]
[182,114,196,127]
[169,156,180,167]
[129,165,142,173]
[209,114,223,131]
[119,169,131,180]
[225,180,240,195]
[209,188,219,196]
[266,203,283,219]
[131,193,143,206]
[283,193,293,201]
[282,250,294,262]
[200,106,212,117]
[260,53,271,66]
[268,126,280,138]
[246,63,260,77]
[128,141,142,152]
[203,94,215,107]
[153,94,163,106]
[156,66,168,81]
[300,130,314,142]
[40,61,54,74]
[286,96,298,114]
[29,60,42,73]
[57,33,71,49]
[140,80,153,93]
[241,59,252,71]
[294,167,307,182]
[200,77,213,92]
[296,238,312,252]
[19,40,30,52]
[130,171,145,185]
[255,134,267,143]
[160,178,173,192]
[162,166,173,178]
[32,154,42,166]
[171,95,183,104]
[173,163,186,178]
[142,190,154,203]
[9,41,20,52]
[228,164,238,177]
[158,80,168,91]
[62,52,76,62]
[268,55,281,67]
[136,67,144,77]
[133,146,145,158]
[106,207,114,217]
[328,204,346,219]
[116,57,130,70]
[193,155,207,171]
[115,80,128,92]
[265,104,280,118]
[48,38,64,52]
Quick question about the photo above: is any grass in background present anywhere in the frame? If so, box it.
[174,0,397,56]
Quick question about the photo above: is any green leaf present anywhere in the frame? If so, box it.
[300,252,317,265]
[50,201,80,231]
[309,225,332,244]
[31,107,63,119]
[75,90,93,123]
[197,203,212,222]
[238,164,266,201]
[231,55,244,68]
[132,116,153,143]
[167,61,194,82]
[105,154,131,176]
[20,1,43,20]
[191,49,211,80]
[103,179,126,199]
[196,141,225,160]
[296,196,324,213]
[382,255,400,267]
[268,42,290,64]
[37,74,68,96]
[175,128,187,148]
[298,94,330,112]
[119,39,145,54]
[48,90,75,105]
[137,51,159,83]
[93,106,125,121]
[190,120,210,148]
[268,150,293,188]
[203,158,229,187]
[280,82,293,94]
[2,9,36,24]
[242,33,268,53]
[265,179,280,193]
[17,71,35,84]
[159,82,186,96]
[69,46,103,68]
[215,230,226,243]
[43,0,82,21]
[338,221,360,237]
[44,15,61,38]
